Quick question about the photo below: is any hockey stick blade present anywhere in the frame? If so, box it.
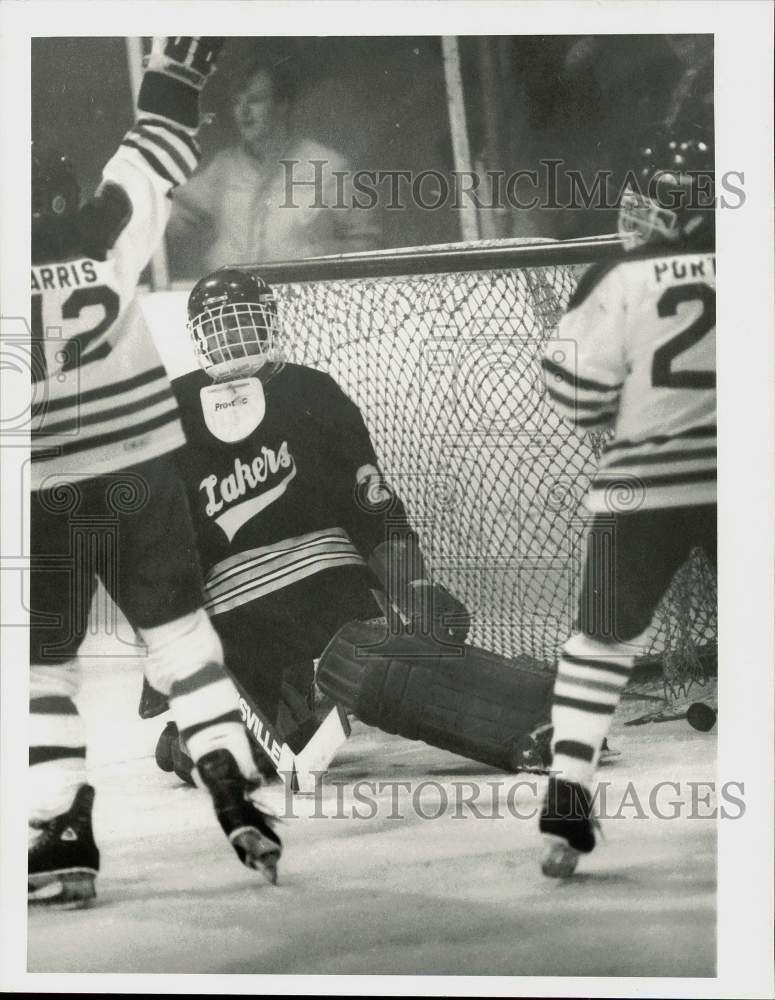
[293,705,351,795]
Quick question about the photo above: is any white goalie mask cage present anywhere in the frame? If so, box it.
[188,296,284,382]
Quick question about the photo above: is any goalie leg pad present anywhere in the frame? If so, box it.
[317,621,554,772]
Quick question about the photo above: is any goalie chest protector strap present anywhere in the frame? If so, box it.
[317,620,553,772]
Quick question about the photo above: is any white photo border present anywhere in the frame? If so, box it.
[1,1,773,996]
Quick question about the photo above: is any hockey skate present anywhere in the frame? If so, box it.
[138,674,169,719]
[28,784,100,908]
[154,720,199,785]
[155,721,280,785]
[539,776,597,878]
[197,748,282,884]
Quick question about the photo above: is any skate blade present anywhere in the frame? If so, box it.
[230,828,281,885]
[541,837,581,879]
[28,868,97,909]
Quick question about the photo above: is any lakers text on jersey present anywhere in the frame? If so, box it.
[171,363,409,612]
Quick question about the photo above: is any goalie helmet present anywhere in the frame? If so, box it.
[188,268,283,382]
[618,134,715,251]
[32,147,80,224]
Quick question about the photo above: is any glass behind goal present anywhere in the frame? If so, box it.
[248,238,717,687]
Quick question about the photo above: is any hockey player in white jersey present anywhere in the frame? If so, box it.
[538,133,716,876]
[29,38,281,907]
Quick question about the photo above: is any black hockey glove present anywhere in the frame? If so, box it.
[139,37,224,129]
[402,579,471,644]
[145,37,224,89]
[368,538,470,644]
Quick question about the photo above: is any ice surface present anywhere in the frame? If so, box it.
[28,639,716,976]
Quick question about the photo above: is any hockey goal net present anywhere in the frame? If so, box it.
[249,238,717,693]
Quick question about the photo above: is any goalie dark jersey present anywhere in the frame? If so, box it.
[171,363,410,615]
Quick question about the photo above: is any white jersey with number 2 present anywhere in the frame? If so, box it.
[30,117,201,491]
[543,250,716,512]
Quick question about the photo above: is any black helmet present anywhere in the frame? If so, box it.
[187,268,282,382]
[618,132,714,251]
[32,147,80,224]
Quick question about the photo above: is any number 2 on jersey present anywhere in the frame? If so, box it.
[31,286,120,384]
[652,282,716,390]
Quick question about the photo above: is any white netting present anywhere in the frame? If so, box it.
[266,249,716,672]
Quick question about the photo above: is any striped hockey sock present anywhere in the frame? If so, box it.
[29,663,88,822]
[550,632,635,787]
[141,610,258,781]
[169,660,252,772]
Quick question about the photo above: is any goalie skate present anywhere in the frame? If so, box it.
[28,784,99,909]
[197,748,282,884]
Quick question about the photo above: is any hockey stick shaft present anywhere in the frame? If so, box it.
[233,678,297,785]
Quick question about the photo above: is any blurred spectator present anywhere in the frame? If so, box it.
[167,52,379,273]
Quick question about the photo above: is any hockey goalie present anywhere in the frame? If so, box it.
[142,268,555,782]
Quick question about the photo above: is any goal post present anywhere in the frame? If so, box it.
[234,236,717,684]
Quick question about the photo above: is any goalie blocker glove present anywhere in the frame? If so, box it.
[368,539,471,644]
[403,579,471,645]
